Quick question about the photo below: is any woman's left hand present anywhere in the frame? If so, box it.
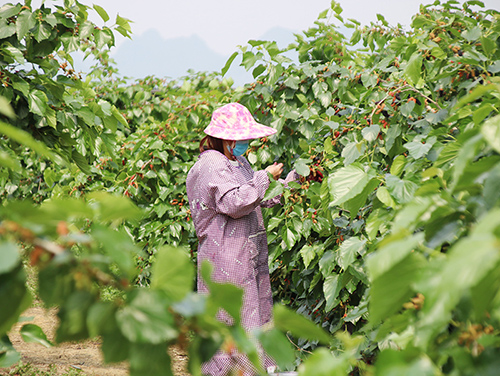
[265,162,283,180]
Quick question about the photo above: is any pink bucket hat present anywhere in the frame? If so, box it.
[203,103,277,141]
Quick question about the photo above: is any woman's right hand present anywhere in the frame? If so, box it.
[265,162,283,180]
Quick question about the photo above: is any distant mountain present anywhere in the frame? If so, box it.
[106,27,299,86]
[111,29,228,80]
[72,26,307,86]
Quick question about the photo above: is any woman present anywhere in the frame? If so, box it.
[186,102,297,375]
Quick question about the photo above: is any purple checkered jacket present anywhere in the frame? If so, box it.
[186,149,296,375]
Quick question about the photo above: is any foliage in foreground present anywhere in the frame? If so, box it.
[1,0,500,375]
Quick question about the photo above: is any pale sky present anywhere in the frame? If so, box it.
[52,0,499,55]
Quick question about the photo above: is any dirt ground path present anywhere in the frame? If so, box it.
[2,307,190,376]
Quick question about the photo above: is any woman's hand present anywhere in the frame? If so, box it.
[265,162,283,180]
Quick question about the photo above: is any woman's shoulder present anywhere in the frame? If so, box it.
[197,150,231,168]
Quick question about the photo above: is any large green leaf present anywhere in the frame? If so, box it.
[328,164,375,206]
[0,266,31,337]
[404,53,423,86]
[385,174,418,204]
[20,324,54,348]
[341,141,366,165]
[337,237,366,270]
[273,305,331,345]
[129,343,172,376]
[116,289,177,344]
[151,246,194,302]
[0,335,20,368]
[200,261,244,325]
[0,242,19,274]
[0,121,59,164]
[481,114,500,154]
[263,178,284,201]
[256,328,295,370]
[369,252,425,323]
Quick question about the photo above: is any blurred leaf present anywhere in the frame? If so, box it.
[256,328,295,370]
[87,192,143,223]
[369,252,424,323]
[0,96,15,118]
[129,343,172,376]
[0,121,59,164]
[299,347,349,376]
[151,246,194,302]
[0,335,20,368]
[481,114,500,154]
[273,305,331,345]
[117,289,177,344]
[0,266,31,337]
[0,242,19,274]
[20,324,53,348]
[375,348,437,376]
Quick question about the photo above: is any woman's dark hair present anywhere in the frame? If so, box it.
[200,135,224,154]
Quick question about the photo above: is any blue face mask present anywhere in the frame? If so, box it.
[232,141,249,156]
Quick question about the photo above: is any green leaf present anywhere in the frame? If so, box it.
[385,174,418,204]
[32,21,51,42]
[481,114,500,154]
[263,178,284,201]
[367,233,423,281]
[337,237,366,270]
[115,14,132,32]
[273,305,331,345]
[294,158,310,177]
[369,252,424,323]
[283,227,298,249]
[200,261,244,325]
[0,335,20,368]
[376,186,396,207]
[341,141,366,165]
[375,348,438,376]
[0,97,15,119]
[299,347,350,376]
[328,164,374,206]
[20,324,53,348]
[93,4,110,22]
[117,290,177,344]
[221,51,238,76]
[28,90,48,117]
[404,53,423,86]
[0,242,19,274]
[256,328,295,370]
[390,155,406,177]
[129,343,172,376]
[362,124,380,142]
[71,149,91,174]
[0,266,32,337]
[404,136,435,160]
[0,4,20,19]
[151,246,194,302]
[87,192,144,223]
[462,26,481,42]
[324,273,349,311]
[3,46,24,64]
[91,225,138,279]
[0,19,15,39]
[300,244,316,269]
[0,121,59,164]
